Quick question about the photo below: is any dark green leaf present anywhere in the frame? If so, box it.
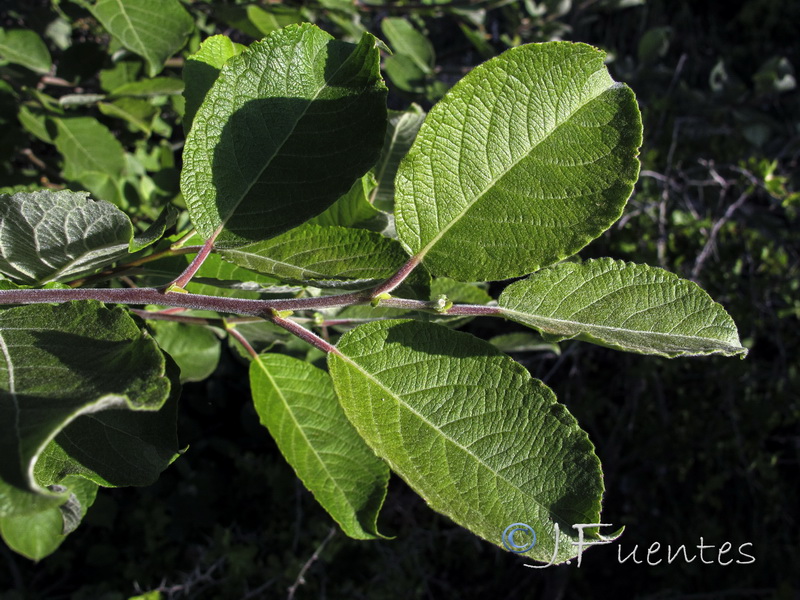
[181,24,387,246]
[0,29,52,74]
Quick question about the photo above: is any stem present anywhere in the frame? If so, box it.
[0,287,365,314]
[168,230,219,289]
[226,323,260,360]
[66,245,202,288]
[269,312,340,355]
[370,254,423,297]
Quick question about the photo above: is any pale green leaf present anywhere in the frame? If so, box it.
[250,354,389,539]
[217,224,412,289]
[370,104,425,211]
[381,18,434,75]
[98,98,158,134]
[150,321,221,382]
[89,0,194,77]
[53,116,126,180]
[181,24,387,247]
[328,320,605,562]
[0,29,52,74]
[0,301,174,493]
[110,77,184,98]
[182,35,246,134]
[0,190,133,284]
[499,258,747,357]
[0,476,97,560]
[395,42,642,281]
[246,5,305,36]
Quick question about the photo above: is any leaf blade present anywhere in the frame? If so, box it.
[181,24,387,246]
[328,319,605,562]
[250,354,389,539]
[395,42,642,281]
[499,258,747,357]
[90,0,194,77]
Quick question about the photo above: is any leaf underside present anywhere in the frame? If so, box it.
[499,258,747,357]
[328,319,605,563]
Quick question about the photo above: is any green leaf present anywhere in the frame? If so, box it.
[182,35,246,134]
[381,18,434,76]
[250,354,389,539]
[307,174,386,231]
[370,104,425,212]
[181,24,387,247]
[384,54,427,94]
[53,116,126,181]
[499,258,748,357]
[150,321,221,382]
[109,77,184,98]
[0,301,174,493]
[89,0,194,77]
[98,98,158,134]
[395,42,642,281]
[0,190,133,284]
[0,475,97,560]
[328,320,605,562]
[0,29,52,74]
[246,5,305,36]
[217,224,412,290]
[489,332,561,355]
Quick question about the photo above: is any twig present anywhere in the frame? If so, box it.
[287,527,336,600]
[226,322,261,360]
[168,229,220,290]
[691,190,749,281]
[369,254,423,297]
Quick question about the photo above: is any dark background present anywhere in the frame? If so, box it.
[1,0,798,598]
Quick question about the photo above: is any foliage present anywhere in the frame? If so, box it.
[0,1,797,599]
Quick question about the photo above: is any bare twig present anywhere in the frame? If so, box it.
[287,527,337,600]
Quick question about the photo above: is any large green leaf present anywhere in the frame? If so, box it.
[89,0,194,77]
[217,224,413,289]
[0,190,134,284]
[250,354,388,539]
[499,258,747,357]
[0,29,52,74]
[370,104,425,212]
[182,35,246,134]
[395,42,642,281]
[328,320,605,562]
[181,24,387,247]
[0,301,175,493]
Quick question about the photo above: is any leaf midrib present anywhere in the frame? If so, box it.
[414,76,616,261]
